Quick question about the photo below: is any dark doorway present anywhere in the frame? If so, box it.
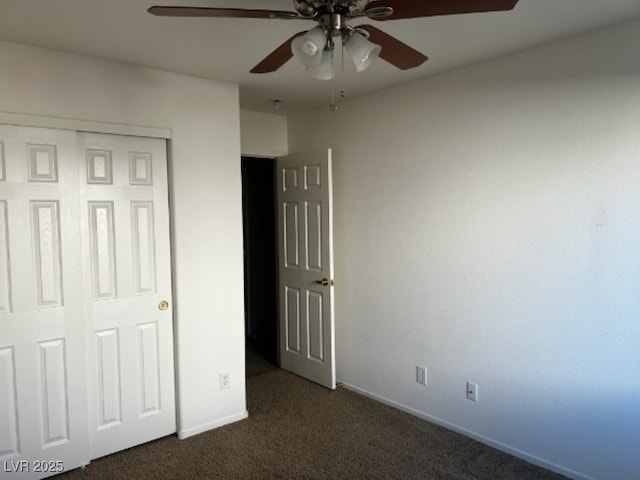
[241,156,278,376]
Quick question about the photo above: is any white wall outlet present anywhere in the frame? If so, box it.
[219,371,231,390]
[416,365,427,386]
[466,381,478,402]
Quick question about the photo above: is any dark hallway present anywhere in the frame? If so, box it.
[241,156,278,377]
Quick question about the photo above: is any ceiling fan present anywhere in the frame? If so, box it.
[148,0,520,79]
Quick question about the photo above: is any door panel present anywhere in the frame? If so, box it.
[94,329,122,429]
[0,346,19,456]
[277,150,335,389]
[31,201,63,307]
[305,201,323,271]
[0,200,10,312]
[0,125,90,478]
[79,133,175,460]
[38,339,70,447]
[307,291,324,362]
[88,202,117,300]
[283,202,299,268]
[285,286,301,354]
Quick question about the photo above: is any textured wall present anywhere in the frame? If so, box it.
[287,20,640,480]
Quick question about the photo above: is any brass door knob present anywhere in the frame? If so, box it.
[158,300,169,311]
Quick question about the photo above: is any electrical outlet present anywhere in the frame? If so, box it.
[466,381,478,402]
[416,365,427,386]
[219,371,231,390]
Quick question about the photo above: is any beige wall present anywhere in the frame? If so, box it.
[0,40,247,438]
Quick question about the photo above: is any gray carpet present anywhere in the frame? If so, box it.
[59,369,567,479]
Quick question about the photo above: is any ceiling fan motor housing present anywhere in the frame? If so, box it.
[293,0,375,20]
[292,0,318,17]
[320,11,351,36]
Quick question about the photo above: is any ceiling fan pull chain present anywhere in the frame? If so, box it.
[329,52,338,112]
[340,40,347,100]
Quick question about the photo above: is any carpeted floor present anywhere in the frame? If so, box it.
[59,369,567,479]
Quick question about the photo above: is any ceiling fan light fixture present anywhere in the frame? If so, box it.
[306,50,334,80]
[291,26,327,66]
[344,31,381,72]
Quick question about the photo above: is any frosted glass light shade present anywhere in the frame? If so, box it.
[306,50,334,80]
[345,31,381,72]
[292,27,327,67]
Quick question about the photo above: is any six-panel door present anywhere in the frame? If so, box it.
[277,150,335,389]
[79,133,176,460]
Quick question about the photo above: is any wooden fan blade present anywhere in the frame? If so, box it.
[367,0,519,21]
[250,32,306,74]
[358,25,427,70]
[148,6,300,19]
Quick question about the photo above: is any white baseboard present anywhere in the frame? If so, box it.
[339,381,593,480]
[177,410,249,440]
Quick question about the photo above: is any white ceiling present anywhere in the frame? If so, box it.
[1,0,640,113]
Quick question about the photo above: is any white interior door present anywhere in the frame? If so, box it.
[0,125,90,478]
[79,133,176,459]
[277,149,335,389]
